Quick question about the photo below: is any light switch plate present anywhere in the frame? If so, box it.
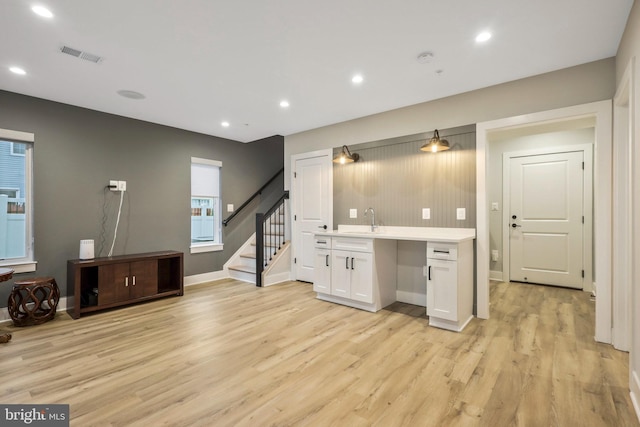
[456,208,466,220]
[422,208,430,220]
[491,202,499,211]
[227,204,234,212]
[349,209,357,219]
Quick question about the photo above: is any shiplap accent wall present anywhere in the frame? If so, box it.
[333,126,476,228]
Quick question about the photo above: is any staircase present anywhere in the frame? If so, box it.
[227,196,290,286]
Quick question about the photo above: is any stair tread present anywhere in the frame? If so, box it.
[229,264,256,273]
[240,252,256,259]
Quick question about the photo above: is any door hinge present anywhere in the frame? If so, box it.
[294,214,297,221]
[582,216,584,224]
[294,258,297,264]
[294,172,297,178]
[582,270,584,278]
[582,161,584,170]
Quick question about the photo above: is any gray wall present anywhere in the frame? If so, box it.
[333,127,475,228]
[0,90,283,304]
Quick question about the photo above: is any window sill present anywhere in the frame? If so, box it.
[190,243,223,254]
[0,261,37,274]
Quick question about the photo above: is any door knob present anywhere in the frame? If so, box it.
[511,223,522,228]
[512,215,517,220]
[317,225,327,230]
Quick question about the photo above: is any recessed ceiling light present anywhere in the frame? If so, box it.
[475,31,492,43]
[9,66,26,75]
[280,100,290,108]
[416,52,434,64]
[31,5,54,18]
[352,74,364,84]
[221,121,230,127]
[117,90,145,100]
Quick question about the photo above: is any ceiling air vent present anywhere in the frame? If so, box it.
[59,45,103,63]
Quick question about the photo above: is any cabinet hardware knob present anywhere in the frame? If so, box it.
[125,277,129,287]
[132,276,136,286]
[325,255,329,267]
[351,257,354,270]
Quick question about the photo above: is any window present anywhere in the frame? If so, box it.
[0,128,35,272]
[10,142,25,156]
[191,157,222,253]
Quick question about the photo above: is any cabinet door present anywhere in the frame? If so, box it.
[427,259,458,321]
[331,250,351,298]
[313,249,331,294]
[98,263,130,305]
[130,260,158,299]
[350,252,373,303]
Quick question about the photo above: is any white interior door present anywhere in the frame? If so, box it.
[509,151,584,288]
[292,152,332,282]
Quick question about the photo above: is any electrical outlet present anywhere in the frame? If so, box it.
[349,209,357,219]
[422,208,430,220]
[227,204,234,212]
[456,208,466,220]
[118,181,127,192]
[491,250,499,261]
[109,180,118,192]
[491,202,499,211]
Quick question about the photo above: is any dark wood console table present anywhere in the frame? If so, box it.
[67,251,183,319]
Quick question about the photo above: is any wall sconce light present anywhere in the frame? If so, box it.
[333,145,360,164]
[420,129,450,153]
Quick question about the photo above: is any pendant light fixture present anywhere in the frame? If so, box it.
[420,129,450,153]
[333,145,360,164]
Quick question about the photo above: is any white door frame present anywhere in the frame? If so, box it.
[613,61,633,352]
[476,100,612,344]
[290,149,333,281]
[502,144,593,292]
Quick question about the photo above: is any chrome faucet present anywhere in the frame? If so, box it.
[364,207,378,232]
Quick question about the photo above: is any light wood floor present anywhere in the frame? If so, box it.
[1,279,637,426]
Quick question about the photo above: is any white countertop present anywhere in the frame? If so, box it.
[315,225,476,243]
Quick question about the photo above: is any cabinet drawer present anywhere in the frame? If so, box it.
[314,236,332,248]
[427,242,458,261]
[332,237,373,252]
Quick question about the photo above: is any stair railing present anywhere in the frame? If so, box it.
[223,168,284,227]
[255,191,289,287]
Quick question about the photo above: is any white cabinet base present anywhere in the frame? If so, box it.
[429,313,474,332]
[316,293,380,313]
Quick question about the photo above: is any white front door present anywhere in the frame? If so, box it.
[292,151,332,282]
[508,151,584,289]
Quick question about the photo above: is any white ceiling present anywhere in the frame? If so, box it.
[0,1,634,143]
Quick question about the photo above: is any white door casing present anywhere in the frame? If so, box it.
[291,150,332,283]
[476,101,608,344]
[507,150,584,289]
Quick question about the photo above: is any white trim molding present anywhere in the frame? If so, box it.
[476,100,612,342]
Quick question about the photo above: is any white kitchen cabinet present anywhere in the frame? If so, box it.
[312,235,396,312]
[331,249,374,303]
[313,247,331,294]
[426,240,473,332]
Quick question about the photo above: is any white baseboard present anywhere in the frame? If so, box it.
[490,270,503,282]
[396,290,426,307]
[184,270,228,286]
[0,296,70,325]
[263,272,291,287]
[631,370,640,424]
